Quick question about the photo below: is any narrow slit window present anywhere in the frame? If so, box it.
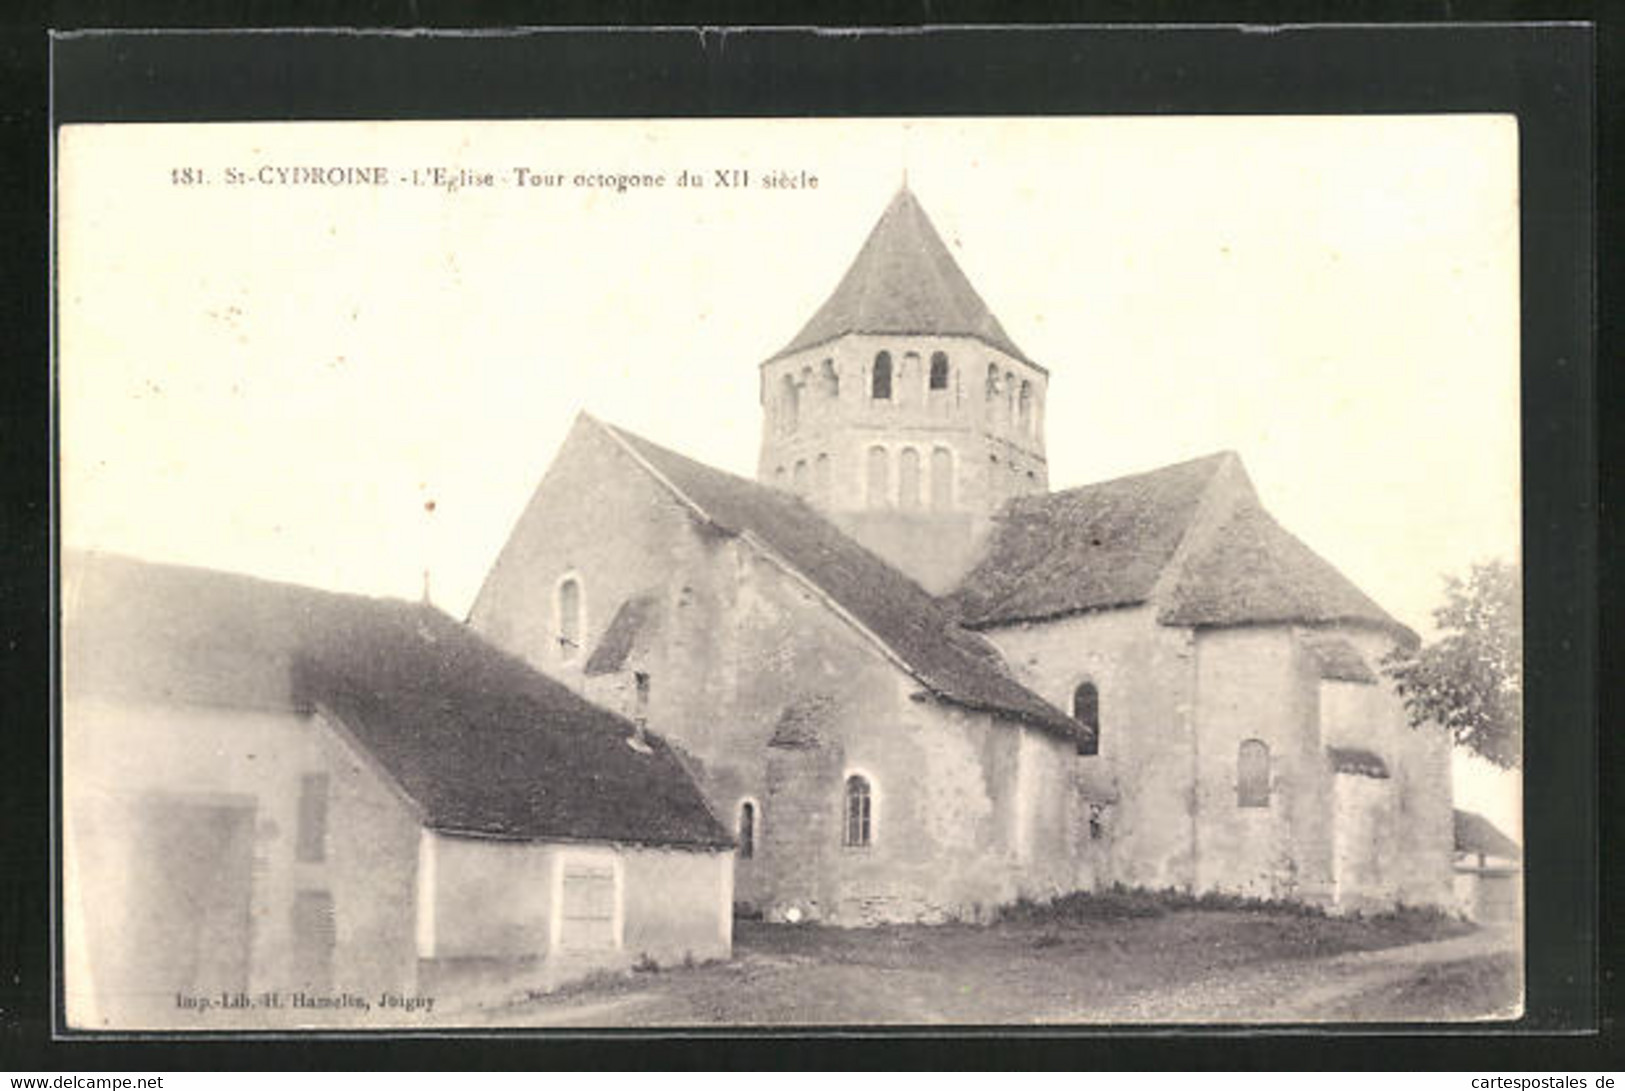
[557,577,583,661]
[1073,682,1100,757]
[738,801,756,860]
[930,352,950,390]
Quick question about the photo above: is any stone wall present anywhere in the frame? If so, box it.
[1320,626,1455,909]
[1192,627,1332,902]
[978,606,1200,891]
[470,417,1082,926]
[755,334,1048,590]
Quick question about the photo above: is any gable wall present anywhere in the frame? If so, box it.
[63,695,422,1028]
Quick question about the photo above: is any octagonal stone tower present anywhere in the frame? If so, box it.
[757,184,1049,593]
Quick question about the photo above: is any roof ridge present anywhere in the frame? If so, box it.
[1033,450,1240,504]
[591,417,1077,737]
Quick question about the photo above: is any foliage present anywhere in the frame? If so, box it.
[997,884,1330,923]
[1382,559,1522,768]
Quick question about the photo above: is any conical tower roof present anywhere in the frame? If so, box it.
[769,186,1032,365]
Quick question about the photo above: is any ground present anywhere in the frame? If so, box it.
[470,908,1522,1027]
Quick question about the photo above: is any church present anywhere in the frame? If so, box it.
[469,184,1456,925]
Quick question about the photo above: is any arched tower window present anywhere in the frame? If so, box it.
[780,373,799,433]
[866,446,890,508]
[820,358,839,399]
[556,576,583,662]
[737,801,757,860]
[930,352,950,390]
[843,774,873,848]
[813,453,831,502]
[898,448,921,510]
[871,352,893,400]
[1019,380,1033,434]
[985,363,1000,402]
[1238,739,1271,807]
[1073,681,1100,756]
[1005,371,1016,428]
[930,447,954,510]
[792,459,809,494]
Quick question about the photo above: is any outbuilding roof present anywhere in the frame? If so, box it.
[64,552,732,849]
[1454,808,1521,860]
[768,185,1033,366]
[596,419,1081,741]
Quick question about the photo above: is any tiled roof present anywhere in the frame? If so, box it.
[1454,809,1521,860]
[1301,635,1380,685]
[1160,503,1412,643]
[64,552,732,849]
[584,592,660,676]
[769,186,1032,365]
[951,451,1415,646]
[950,453,1231,628]
[598,420,1081,741]
[1327,746,1390,779]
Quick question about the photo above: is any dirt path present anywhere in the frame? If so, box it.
[1071,925,1522,1024]
[478,914,1520,1028]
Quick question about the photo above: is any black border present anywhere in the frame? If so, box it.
[3,9,1607,1071]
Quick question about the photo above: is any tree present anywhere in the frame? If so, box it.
[1383,559,1522,769]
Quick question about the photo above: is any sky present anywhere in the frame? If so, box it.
[57,117,1522,835]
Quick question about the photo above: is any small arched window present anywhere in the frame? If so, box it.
[930,447,954,511]
[898,448,921,510]
[1073,681,1100,756]
[930,352,950,390]
[1019,380,1033,432]
[843,775,873,848]
[1005,371,1016,426]
[813,453,831,501]
[780,373,799,433]
[867,445,890,508]
[872,352,893,400]
[738,801,756,860]
[792,459,809,494]
[557,576,583,661]
[985,363,1000,401]
[1238,739,1271,808]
